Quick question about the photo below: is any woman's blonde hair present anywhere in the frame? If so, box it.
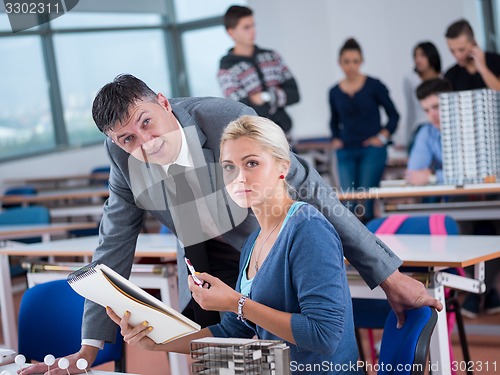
[220,115,290,165]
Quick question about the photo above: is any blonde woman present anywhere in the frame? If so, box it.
[107,116,361,374]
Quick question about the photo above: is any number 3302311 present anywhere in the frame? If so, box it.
[5,2,61,14]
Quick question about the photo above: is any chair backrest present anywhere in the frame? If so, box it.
[0,206,50,226]
[378,306,437,375]
[18,280,125,370]
[90,166,111,186]
[0,206,50,243]
[4,186,37,196]
[353,214,458,342]
[366,214,459,236]
[2,185,37,209]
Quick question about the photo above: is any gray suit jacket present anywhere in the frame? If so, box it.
[82,97,401,342]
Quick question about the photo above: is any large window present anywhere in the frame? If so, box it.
[50,13,162,29]
[0,36,56,160]
[174,0,236,22]
[494,0,500,51]
[54,27,170,146]
[0,0,246,162]
[0,13,11,30]
[182,26,233,97]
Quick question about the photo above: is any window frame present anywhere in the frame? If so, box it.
[0,0,227,163]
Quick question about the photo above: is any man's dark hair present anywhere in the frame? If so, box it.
[339,38,362,58]
[416,78,452,100]
[414,41,441,73]
[445,19,474,40]
[92,74,158,133]
[224,5,253,30]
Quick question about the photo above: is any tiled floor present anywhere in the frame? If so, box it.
[2,280,499,375]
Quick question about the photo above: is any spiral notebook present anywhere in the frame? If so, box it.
[67,261,200,344]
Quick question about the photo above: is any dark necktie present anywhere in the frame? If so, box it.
[168,164,209,267]
[168,164,220,326]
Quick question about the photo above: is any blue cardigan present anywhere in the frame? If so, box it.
[329,76,399,148]
[209,204,360,374]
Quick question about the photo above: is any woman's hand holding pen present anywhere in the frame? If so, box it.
[188,273,241,313]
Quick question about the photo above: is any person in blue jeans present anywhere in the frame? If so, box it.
[107,115,361,374]
[329,38,399,221]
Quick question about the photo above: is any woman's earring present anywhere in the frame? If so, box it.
[279,174,285,179]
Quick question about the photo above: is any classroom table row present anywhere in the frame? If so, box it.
[3,172,110,190]
[2,181,500,219]
[0,186,109,207]
[1,233,499,375]
[336,182,500,221]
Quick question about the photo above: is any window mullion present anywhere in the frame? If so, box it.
[482,0,498,53]
[39,15,68,146]
[163,0,189,97]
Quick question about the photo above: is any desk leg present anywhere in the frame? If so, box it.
[428,284,450,375]
[163,267,189,375]
[0,254,18,350]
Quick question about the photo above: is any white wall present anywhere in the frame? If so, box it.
[250,0,483,142]
[0,0,484,190]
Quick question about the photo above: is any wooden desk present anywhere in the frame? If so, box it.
[0,222,98,242]
[337,182,500,200]
[4,173,109,189]
[337,183,500,221]
[49,204,104,219]
[0,234,186,375]
[2,233,177,258]
[0,186,109,206]
[1,363,140,375]
[5,234,498,375]
[348,234,500,375]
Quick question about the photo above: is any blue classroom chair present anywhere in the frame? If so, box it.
[18,280,125,371]
[378,306,437,375]
[0,206,51,277]
[2,185,37,209]
[354,214,470,374]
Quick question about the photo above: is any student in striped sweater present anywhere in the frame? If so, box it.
[217,5,300,134]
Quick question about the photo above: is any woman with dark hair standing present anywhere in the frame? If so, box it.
[403,41,442,148]
[329,38,399,221]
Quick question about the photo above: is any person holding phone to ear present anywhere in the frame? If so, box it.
[444,19,500,319]
[444,19,500,91]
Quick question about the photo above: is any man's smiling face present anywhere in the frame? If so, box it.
[107,93,182,165]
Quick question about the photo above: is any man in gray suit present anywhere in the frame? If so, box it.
[23,74,442,375]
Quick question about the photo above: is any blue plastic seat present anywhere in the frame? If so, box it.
[378,306,437,375]
[0,206,51,277]
[18,280,125,371]
[355,215,468,368]
[366,215,459,236]
[0,205,50,226]
[2,185,37,209]
[89,165,111,186]
[0,205,50,244]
